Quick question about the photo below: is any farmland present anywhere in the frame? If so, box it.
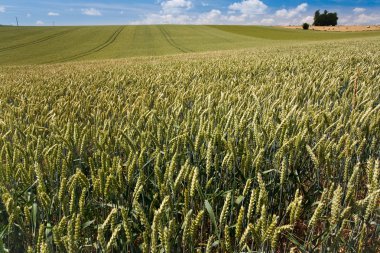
[1,25,380,65]
[0,26,379,252]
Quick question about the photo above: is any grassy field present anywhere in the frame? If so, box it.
[1,25,380,65]
[211,25,380,40]
[0,26,379,253]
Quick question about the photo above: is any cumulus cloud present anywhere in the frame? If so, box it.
[131,0,193,24]
[134,0,313,25]
[301,15,313,24]
[132,13,192,24]
[275,3,308,18]
[260,18,274,25]
[0,6,5,13]
[355,13,380,24]
[339,11,380,25]
[36,20,44,25]
[353,8,366,13]
[48,12,60,16]
[161,0,192,14]
[196,9,223,24]
[81,8,102,16]
[228,0,268,15]
[133,0,380,26]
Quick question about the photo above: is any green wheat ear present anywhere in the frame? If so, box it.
[330,186,343,227]
[0,34,378,253]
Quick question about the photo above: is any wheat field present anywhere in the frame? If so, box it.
[0,36,379,252]
[1,25,380,65]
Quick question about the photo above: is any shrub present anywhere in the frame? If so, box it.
[303,23,310,30]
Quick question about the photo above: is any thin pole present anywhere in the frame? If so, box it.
[15,17,19,26]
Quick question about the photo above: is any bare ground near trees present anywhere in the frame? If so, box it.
[281,25,380,32]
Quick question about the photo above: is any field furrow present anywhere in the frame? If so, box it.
[47,26,125,63]
[0,28,77,52]
[159,26,193,53]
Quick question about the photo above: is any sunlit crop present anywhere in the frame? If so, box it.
[0,37,379,252]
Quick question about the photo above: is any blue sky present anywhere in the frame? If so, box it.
[0,1,379,26]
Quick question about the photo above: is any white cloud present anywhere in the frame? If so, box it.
[132,0,193,24]
[48,12,60,16]
[81,8,102,16]
[355,13,380,24]
[132,13,192,24]
[301,15,313,24]
[201,2,209,7]
[0,6,5,13]
[132,1,380,26]
[195,8,268,25]
[161,0,192,14]
[275,3,308,18]
[338,15,351,25]
[36,20,44,25]
[353,8,366,13]
[261,18,274,25]
[196,9,223,24]
[339,12,380,25]
[275,9,287,17]
[227,14,250,23]
[228,0,268,15]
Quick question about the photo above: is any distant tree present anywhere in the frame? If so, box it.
[314,10,321,26]
[313,10,338,26]
[326,12,338,26]
[302,23,310,30]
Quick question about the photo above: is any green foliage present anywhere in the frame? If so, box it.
[302,23,310,30]
[0,37,379,252]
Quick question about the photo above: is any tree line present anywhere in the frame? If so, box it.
[313,10,338,26]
